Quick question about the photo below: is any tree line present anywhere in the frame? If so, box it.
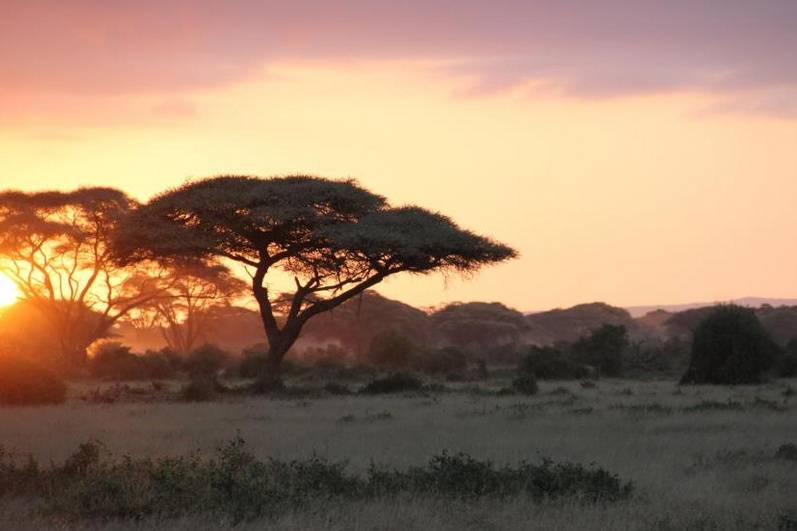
[0,176,515,390]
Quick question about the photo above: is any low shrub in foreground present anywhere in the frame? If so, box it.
[512,373,539,395]
[359,372,424,394]
[0,438,632,522]
[0,356,66,405]
[181,378,219,402]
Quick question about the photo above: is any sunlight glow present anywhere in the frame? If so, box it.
[0,275,20,306]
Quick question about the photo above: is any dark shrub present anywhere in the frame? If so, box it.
[185,344,229,380]
[323,382,352,395]
[237,351,267,379]
[366,330,417,369]
[181,378,217,402]
[303,344,349,369]
[571,324,628,377]
[625,337,690,376]
[777,339,797,377]
[777,354,797,378]
[775,443,797,461]
[367,451,631,501]
[512,373,539,395]
[88,342,145,380]
[0,356,67,405]
[0,438,632,522]
[139,348,181,379]
[359,372,423,394]
[414,346,467,374]
[681,305,778,384]
[520,345,591,380]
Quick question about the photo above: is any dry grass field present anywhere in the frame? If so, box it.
[1,378,796,530]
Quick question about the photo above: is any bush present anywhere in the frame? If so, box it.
[237,351,267,379]
[185,344,229,380]
[139,348,182,379]
[519,345,591,380]
[571,324,628,377]
[512,373,539,395]
[365,330,417,369]
[0,356,66,405]
[775,443,797,461]
[681,305,778,384]
[89,342,181,381]
[0,438,632,522]
[777,353,797,378]
[359,372,424,394]
[777,338,797,377]
[181,378,218,402]
[414,346,468,374]
[88,342,144,380]
[323,382,352,395]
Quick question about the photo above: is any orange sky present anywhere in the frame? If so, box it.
[2,2,797,311]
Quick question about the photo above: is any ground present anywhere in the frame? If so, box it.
[1,378,796,530]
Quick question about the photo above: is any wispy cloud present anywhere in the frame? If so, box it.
[2,0,797,115]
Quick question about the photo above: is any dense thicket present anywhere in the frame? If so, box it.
[0,356,66,405]
[0,438,631,522]
[681,305,778,384]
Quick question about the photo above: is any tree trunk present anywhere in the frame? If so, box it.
[253,346,286,393]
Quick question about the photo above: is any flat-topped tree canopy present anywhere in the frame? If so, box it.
[113,175,516,390]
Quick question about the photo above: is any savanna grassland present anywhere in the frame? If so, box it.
[1,377,796,530]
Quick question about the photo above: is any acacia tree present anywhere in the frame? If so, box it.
[113,175,516,390]
[132,262,247,355]
[0,188,172,366]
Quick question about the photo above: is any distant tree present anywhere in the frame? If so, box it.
[681,305,778,384]
[571,324,628,377]
[519,345,590,380]
[132,262,247,355]
[113,176,516,390]
[776,337,797,377]
[0,188,172,366]
[366,329,417,368]
[431,302,527,357]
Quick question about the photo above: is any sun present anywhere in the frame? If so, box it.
[0,275,20,307]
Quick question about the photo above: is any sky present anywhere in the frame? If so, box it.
[1,0,797,311]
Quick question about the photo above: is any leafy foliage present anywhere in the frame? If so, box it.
[0,438,632,522]
[0,187,170,365]
[113,175,516,389]
[681,305,778,384]
[88,342,181,380]
[0,356,66,405]
[519,345,591,380]
[776,338,797,377]
[511,373,539,395]
[571,324,628,377]
[184,344,229,380]
[359,372,424,394]
[414,346,468,374]
[366,330,417,368]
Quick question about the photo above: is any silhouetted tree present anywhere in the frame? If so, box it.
[131,262,247,355]
[681,305,778,384]
[366,329,417,368]
[0,188,173,365]
[113,175,516,390]
[571,324,628,377]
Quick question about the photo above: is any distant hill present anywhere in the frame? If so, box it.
[524,302,637,344]
[625,297,797,317]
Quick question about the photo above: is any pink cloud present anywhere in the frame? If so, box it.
[2,1,797,114]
